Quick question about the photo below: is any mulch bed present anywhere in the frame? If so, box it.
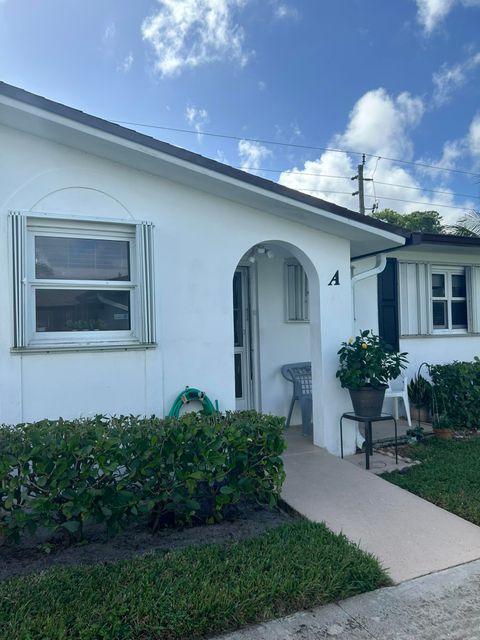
[0,505,294,582]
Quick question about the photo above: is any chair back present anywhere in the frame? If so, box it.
[281,362,312,397]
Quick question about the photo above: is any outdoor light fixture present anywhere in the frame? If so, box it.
[247,245,274,262]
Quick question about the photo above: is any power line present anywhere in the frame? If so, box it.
[298,187,475,212]
[233,167,480,200]
[110,118,480,179]
[370,180,479,200]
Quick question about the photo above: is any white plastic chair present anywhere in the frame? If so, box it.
[384,376,411,426]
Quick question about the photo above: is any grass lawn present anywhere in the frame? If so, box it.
[0,520,388,640]
[384,437,480,526]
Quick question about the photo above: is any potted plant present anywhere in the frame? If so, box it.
[337,330,408,416]
[407,374,432,423]
[432,414,453,440]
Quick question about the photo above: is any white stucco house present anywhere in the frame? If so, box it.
[1,82,479,456]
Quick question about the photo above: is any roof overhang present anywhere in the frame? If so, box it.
[0,82,407,258]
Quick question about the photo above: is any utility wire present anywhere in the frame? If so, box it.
[298,188,475,212]
[239,167,480,200]
[110,119,480,179]
[240,167,480,199]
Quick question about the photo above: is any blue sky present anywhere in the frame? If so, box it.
[1,0,480,223]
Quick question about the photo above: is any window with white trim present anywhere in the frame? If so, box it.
[431,268,467,332]
[284,259,309,322]
[398,261,478,336]
[10,212,156,349]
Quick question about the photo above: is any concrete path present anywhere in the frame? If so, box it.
[282,428,480,583]
[216,558,480,639]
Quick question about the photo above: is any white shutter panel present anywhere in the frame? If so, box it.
[466,266,480,333]
[9,211,27,348]
[398,262,431,336]
[417,263,431,335]
[136,221,156,344]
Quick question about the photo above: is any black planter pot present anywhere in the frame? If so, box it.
[348,386,387,417]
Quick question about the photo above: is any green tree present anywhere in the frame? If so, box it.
[447,211,480,237]
[372,208,444,233]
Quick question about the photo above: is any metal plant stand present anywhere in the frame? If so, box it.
[340,412,398,470]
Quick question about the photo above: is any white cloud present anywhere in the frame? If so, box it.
[416,0,480,34]
[102,21,116,45]
[336,89,424,159]
[468,114,480,157]
[141,0,250,77]
[185,105,209,140]
[119,52,134,73]
[238,140,272,174]
[258,80,267,91]
[278,88,476,224]
[432,52,480,104]
[273,2,300,19]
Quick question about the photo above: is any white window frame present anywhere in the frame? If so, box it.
[431,266,467,335]
[284,258,309,323]
[10,212,156,351]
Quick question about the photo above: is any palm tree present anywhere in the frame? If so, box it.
[448,210,480,237]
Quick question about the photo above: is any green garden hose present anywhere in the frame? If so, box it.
[168,387,216,418]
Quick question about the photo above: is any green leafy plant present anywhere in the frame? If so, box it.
[336,330,408,390]
[428,358,480,429]
[0,412,286,544]
[432,414,452,431]
[65,319,106,331]
[406,424,425,444]
[407,374,432,410]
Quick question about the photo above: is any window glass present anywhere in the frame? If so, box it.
[285,261,309,321]
[452,301,467,328]
[432,273,445,298]
[234,353,243,398]
[35,237,130,281]
[452,274,466,298]
[432,300,447,328]
[233,271,243,348]
[35,289,131,332]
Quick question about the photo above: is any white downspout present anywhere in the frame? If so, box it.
[350,253,387,451]
[351,253,387,331]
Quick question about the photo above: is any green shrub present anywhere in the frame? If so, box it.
[407,373,432,410]
[0,412,286,543]
[428,358,480,429]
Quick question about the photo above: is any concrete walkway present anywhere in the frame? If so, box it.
[282,428,480,583]
[216,558,480,639]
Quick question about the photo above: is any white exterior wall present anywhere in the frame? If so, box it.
[353,256,380,335]
[353,250,480,385]
[0,124,355,453]
[256,253,310,423]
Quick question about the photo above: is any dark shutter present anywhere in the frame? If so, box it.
[378,257,399,351]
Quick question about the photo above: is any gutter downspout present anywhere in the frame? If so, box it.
[351,253,387,330]
[350,254,387,451]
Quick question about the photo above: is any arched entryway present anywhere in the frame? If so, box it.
[232,240,321,442]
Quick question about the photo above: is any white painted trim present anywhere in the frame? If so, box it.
[0,95,406,247]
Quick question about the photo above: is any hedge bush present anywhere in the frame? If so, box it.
[429,358,480,428]
[0,411,286,544]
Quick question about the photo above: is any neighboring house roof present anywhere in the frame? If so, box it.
[0,81,408,258]
[409,232,480,248]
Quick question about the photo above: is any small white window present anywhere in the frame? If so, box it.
[284,259,309,322]
[10,212,155,350]
[431,267,467,333]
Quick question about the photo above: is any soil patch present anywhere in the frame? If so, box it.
[0,506,294,582]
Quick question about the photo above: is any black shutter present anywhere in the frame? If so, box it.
[378,257,399,351]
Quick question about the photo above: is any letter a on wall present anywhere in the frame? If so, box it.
[328,270,340,286]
